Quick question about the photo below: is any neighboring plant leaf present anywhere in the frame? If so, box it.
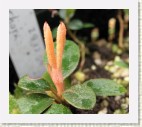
[45,103,72,114]
[16,93,54,114]
[18,75,50,93]
[83,23,94,28]
[68,19,83,30]
[44,40,80,79]
[63,84,96,110]
[9,93,20,114]
[59,9,75,20]
[66,9,76,19]
[83,79,127,96]
[114,60,129,68]
[42,72,56,91]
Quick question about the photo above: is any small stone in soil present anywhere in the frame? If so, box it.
[114,109,122,114]
[94,59,102,66]
[121,103,128,110]
[93,51,101,59]
[125,97,129,104]
[101,100,109,107]
[98,108,108,114]
[74,71,86,82]
[91,65,97,70]
[121,98,126,103]
[124,77,129,82]
[114,96,121,101]
[83,68,90,73]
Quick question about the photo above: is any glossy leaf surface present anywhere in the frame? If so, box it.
[63,84,96,110]
[18,75,50,93]
[83,79,127,96]
[16,94,54,114]
[45,103,72,114]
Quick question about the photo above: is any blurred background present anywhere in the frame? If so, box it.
[9,9,129,114]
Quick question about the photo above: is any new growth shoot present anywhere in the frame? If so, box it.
[43,22,66,97]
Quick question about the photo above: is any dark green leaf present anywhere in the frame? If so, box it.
[44,40,80,79]
[9,93,21,114]
[16,93,54,114]
[64,78,71,90]
[59,9,66,19]
[61,40,80,78]
[83,23,94,28]
[68,20,94,30]
[66,9,76,19]
[83,79,127,96]
[18,75,50,93]
[68,19,83,30]
[45,103,72,114]
[63,84,96,110]
[59,9,75,20]
[42,72,56,91]
[14,85,26,98]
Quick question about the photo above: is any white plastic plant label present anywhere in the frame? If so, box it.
[9,9,46,78]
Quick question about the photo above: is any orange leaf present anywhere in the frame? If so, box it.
[56,22,66,70]
[43,22,56,69]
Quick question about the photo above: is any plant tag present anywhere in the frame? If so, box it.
[9,9,46,78]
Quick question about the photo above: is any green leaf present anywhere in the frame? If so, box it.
[14,85,26,98]
[66,9,76,19]
[18,75,50,93]
[45,104,72,114]
[59,9,75,20]
[61,40,80,78]
[59,9,66,20]
[9,93,21,114]
[16,93,54,114]
[42,72,56,91]
[68,20,94,30]
[68,19,83,30]
[63,84,96,110]
[83,23,94,28]
[44,40,80,79]
[64,78,71,90]
[83,79,127,96]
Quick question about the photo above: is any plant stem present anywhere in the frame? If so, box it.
[117,10,124,48]
[46,89,63,103]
